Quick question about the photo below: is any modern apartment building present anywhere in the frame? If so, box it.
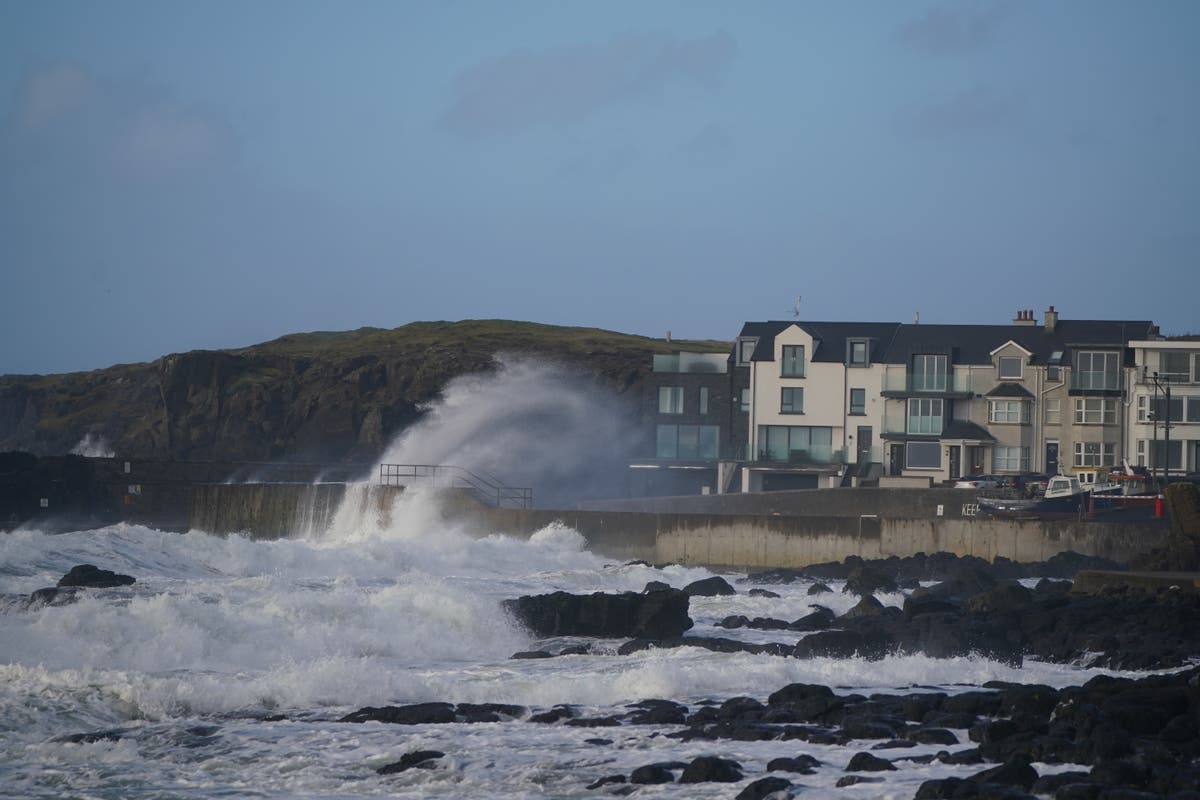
[633,308,1166,496]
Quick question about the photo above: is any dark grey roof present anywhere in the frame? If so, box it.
[941,420,996,442]
[735,321,903,363]
[736,318,1156,368]
[985,382,1035,398]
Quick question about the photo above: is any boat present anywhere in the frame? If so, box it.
[978,469,1125,519]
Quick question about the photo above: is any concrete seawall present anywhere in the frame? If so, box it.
[182,482,1167,569]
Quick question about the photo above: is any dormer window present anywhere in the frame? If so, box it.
[998,356,1023,379]
[781,345,805,377]
[848,339,869,367]
[736,338,757,366]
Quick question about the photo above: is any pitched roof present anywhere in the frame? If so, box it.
[735,321,903,363]
[985,382,1035,398]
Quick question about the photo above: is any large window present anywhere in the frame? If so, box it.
[998,356,1023,379]
[907,397,943,434]
[658,386,683,414]
[906,441,941,469]
[989,400,1029,424]
[1160,351,1191,383]
[849,388,866,415]
[912,354,948,392]
[757,425,833,462]
[737,339,756,366]
[1074,441,1116,467]
[739,388,750,412]
[1075,351,1119,390]
[657,425,719,459]
[699,387,709,415]
[1150,440,1185,470]
[1044,399,1061,425]
[993,446,1030,472]
[781,387,804,414]
[1150,396,1185,422]
[1074,398,1116,425]
[781,345,805,377]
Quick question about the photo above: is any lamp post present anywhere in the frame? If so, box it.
[1150,371,1173,490]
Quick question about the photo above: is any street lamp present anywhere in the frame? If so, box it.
[1149,371,1173,489]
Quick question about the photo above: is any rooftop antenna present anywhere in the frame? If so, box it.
[792,295,802,319]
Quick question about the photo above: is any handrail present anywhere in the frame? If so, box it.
[377,464,533,509]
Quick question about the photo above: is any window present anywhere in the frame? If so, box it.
[1044,399,1061,425]
[1074,441,1115,467]
[1047,366,1061,382]
[912,354,948,391]
[1150,440,1184,470]
[757,425,833,462]
[905,441,941,469]
[993,446,1030,472]
[1075,351,1119,390]
[1190,397,1200,422]
[1150,396,1184,423]
[781,345,805,377]
[998,356,1023,379]
[849,388,866,415]
[698,387,709,415]
[1161,351,1191,383]
[658,386,683,414]
[739,388,750,412]
[1137,395,1148,422]
[656,425,719,459]
[737,339,756,366]
[781,387,804,414]
[848,340,868,367]
[1136,439,1146,468]
[907,397,943,435]
[1074,398,1116,424]
[989,400,1029,424]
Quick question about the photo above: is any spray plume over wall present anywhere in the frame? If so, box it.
[375,356,641,507]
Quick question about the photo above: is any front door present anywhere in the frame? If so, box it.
[857,426,873,465]
[1045,441,1059,475]
[949,445,961,479]
[889,444,904,475]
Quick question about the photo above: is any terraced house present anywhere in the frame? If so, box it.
[635,308,1168,496]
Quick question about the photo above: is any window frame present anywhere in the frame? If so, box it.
[848,339,869,367]
[780,387,804,414]
[698,387,709,415]
[780,345,805,378]
[1044,398,1061,425]
[992,446,1030,473]
[849,387,866,415]
[1073,397,1116,425]
[658,385,684,415]
[988,399,1029,424]
[905,441,941,469]
[1075,350,1119,390]
[906,397,944,435]
[912,354,948,392]
[997,356,1024,380]
[1073,441,1115,467]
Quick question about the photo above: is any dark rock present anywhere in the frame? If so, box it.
[1030,772,1089,795]
[565,716,621,727]
[682,576,736,596]
[916,777,979,798]
[643,580,671,593]
[790,608,834,631]
[53,729,127,743]
[873,738,918,749]
[629,763,677,784]
[793,629,891,660]
[841,715,901,740]
[766,754,820,773]
[970,756,1038,790]
[736,776,793,800]
[717,615,750,629]
[807,582,832,595]
[904,594,962,619]
[57,564,135,588]
[843,594,886,617]
[339,703,455,725]
[844,565,899,596]
[768,682,835,706]
[376,749,444,774]
[838,775,885,787]
[845,751,897,771]
[586,774,626,790]
[502,589,692,639]
[27,586,78,607]
[749,588,781,598]
[558,644,590,656]
[678,755,743,783]
[528,706,577,724]
[454,703,526,722]
[966,583,1034,613]
[511,650,553,659]
[583,738,612,746]
[912,728,960,746]
[936,748,986,765]
[625,699,688,725]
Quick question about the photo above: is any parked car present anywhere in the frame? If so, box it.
[954,475,1001,489]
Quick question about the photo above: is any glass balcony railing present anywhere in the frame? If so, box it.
[753,446,848,465]
[881,371,973,394]
[1069,373,1122,391]
[882,416,943,436]
[652,353,729,374]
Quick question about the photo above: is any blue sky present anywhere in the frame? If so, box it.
[1,1,1197,374]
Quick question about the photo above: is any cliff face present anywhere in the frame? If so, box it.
[0,320,729,462]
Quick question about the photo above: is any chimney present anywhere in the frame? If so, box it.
[914,311,920,325]
[665,329,672,343]
[1043,305,1058,333]
[1014,309,1035,326]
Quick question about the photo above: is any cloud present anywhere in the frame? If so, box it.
[4,62,236,179]
[898,5,1004,55]
[442,30,737,135]
[896,84,1018,138]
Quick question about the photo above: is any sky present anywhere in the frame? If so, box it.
[1,1,1197,375]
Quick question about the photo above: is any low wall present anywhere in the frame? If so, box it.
[579,487,985,519]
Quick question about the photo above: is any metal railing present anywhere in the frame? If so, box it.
[378,464,533,509]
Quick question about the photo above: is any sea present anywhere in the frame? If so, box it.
[0,487,1150,799]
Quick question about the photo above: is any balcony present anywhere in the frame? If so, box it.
[880,370,973,397]
[880,415,943,438]
[1068,373,1123,396]
[753,446,848,466]
[652,353,728,374]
